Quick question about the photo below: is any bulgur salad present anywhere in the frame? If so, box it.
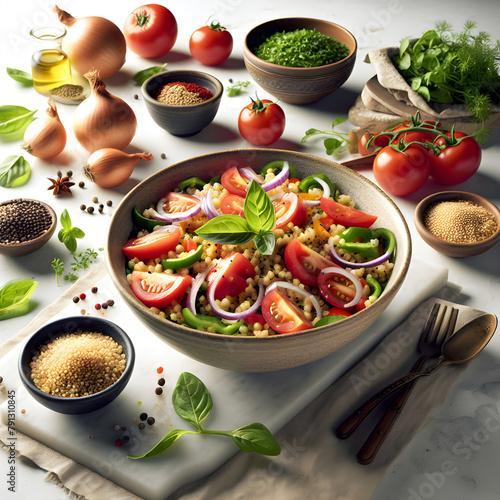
[122,161,396,336]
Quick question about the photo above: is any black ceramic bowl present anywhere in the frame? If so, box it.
[141,70,223,136]
[18,316,135,414]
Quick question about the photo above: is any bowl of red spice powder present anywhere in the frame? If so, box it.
[141,70,223,137]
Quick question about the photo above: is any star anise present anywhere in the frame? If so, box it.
[47,175,75,195]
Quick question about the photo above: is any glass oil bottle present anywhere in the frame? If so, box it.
[30,27,72,95]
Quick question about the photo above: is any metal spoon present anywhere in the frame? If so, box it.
[336,313,497,438]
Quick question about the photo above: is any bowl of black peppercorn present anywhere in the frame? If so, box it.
[0,199,57,257]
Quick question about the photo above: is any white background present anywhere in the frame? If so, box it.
[1,0,499,499]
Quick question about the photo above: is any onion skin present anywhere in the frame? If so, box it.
[21,98,66,159]
[83,148,152,188]
[74,70,137,152]
[54,6,126,79]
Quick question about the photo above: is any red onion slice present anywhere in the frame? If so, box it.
[207,277,265,321]
[265,281,322,319]
[328,237,390,269]
[152,195,201,222]
[186,263,214,315]
[240,167,264,184]
[302,177,331,207]
[318,266,363,309]
[201,189,221,220]
[261,161,289,192]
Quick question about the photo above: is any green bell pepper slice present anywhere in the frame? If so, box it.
[315,315,347,327]
[366,274,382,299]
[337,227,396,260]
[132,207,168,232]
[261,160,299,179]
[162,243,203,270]
[298,173,335,196]
[177,177,207,191]
[209,175,221,185]
[182,308,243,335]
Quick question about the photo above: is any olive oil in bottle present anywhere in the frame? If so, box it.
[30,27,72,95]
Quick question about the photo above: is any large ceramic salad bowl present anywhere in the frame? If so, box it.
[105,149,411,372]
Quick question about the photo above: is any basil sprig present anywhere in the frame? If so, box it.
[128,372,281,459]
[0,279,38,321]
[0,155,31,188]
[195,179,276,255]
[58,209,85,253]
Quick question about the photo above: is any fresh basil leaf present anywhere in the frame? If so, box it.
[301,128,322,142]
[332,117,346,127]
[254,230,275,256]
[6,68,33,86]
[59,230,77,253]
[127,429,194,459]
[397,52,411,71]
[0,155,31,188]
[400,38,410,55]
[60,208,72,230]
[195,215,255,246]
[416,85,431,101]
[70,227,85,239]
[243,179,275,233]
[172,372,213,431]
[229,423,281,456]
[133,63,168,85]
[324,137,343,156]
[0,279,38,321]
[0,106,37,135]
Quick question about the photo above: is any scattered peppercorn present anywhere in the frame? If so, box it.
[98,205,104,214]
[102,302,108,309]
[139,412,148,421]
[91,286,98,293]
[107,299,115,307]
[106,200,113,207]
[122,435,130,444]
[147,416,155,425]
[66,170,73,177]
[57,170,62,178]
[95,304,101,310]
[114,424,120,431]
[158,377,165,386]
[122,426,127,431]
[138,422,145,430]
[80,204,86,211]
[0,376,3,384]
[160,153,166,159]
[157,367,164,374]
[73,296,80,303]
[79,293,86,300]
[87,206,94,214]
[92,197,98,203]
[79,181,85,188]
[155,387,163,395]
[115,439,123,447]
[133,94,139,100]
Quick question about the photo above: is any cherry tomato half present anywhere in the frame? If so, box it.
[207,252,255,300]
[273,193,307,230]
[320,197,378,228]
[130,271,192,308]
[122,226,182,260]
[220,194,245,216]
[261,288,313,334]
[373,145,430,196]
[238,98,285,146]
[162,192,200,214]
[221,167,251,197]
[284,239,338,287]
[124,4,177,58]
[429,132,482,185]
[189,22,233,66]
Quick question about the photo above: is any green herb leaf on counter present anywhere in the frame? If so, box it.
[0,105,37,139]
[6,68,33,86]
[127,372,281,460]
[71,248,99,271]
[64,273,79,283]
[301,117,351,158]
[0,279,38,321]
[51,258,64,286]
[226,80,250,96]
[0,155,31,188]
[195,180,276,255]
[133,63,168,85]
[58,209,85,253]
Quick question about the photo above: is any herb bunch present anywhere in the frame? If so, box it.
[394,20,500,137]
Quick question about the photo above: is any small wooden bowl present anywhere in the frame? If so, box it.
[0,199,57,257]
[414,191,500,258]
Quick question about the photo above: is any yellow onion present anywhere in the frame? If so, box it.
[53,5,126,79]
[74,70,137,152]
[21,99,66,159]
[83,148,153,188]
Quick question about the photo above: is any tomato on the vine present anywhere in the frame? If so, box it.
[189,22,233,66]
[238,97,285,146]
[373,144,431,196]
[358,131,390,156]
[391,120,441,145]
[429,131,481,185]
[124,4,177,58]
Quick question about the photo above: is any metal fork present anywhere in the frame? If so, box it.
[335,303,459,442]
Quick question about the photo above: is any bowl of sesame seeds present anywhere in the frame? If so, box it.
[18,316,135,414]
[415,191,500,258]
[0,198,57,256]
[141,70,223,137]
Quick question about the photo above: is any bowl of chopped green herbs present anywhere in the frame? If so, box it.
[243,18,357,104]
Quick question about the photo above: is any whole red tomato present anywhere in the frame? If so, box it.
[429,131,482,185]
[358,131,390,156]
[189,22,233,66]
[373,145,430,196]
[391,120,441,144]
[238,97,285,146]
[124,4,177,58]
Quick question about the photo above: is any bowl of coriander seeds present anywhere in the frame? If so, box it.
[18,316,135,414]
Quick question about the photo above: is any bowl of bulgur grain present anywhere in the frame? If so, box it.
[141,70,223,137]
[415,191,500,258]
[18,316,135,414]
[106,149,411,373]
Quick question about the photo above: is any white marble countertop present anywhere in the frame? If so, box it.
[0,0,499,498]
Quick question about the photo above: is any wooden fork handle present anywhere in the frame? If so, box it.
[335,360,428,439]
[356,357,426,464]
